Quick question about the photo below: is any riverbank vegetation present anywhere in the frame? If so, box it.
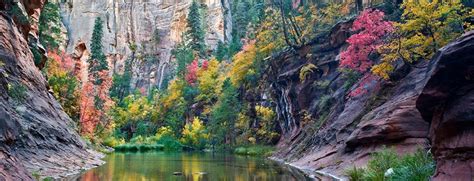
[345,148,435,181]
[37,0,472,165]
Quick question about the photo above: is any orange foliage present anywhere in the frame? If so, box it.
[48,51,76,72]
[80,70,114,136]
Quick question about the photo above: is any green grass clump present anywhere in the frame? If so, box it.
[345,148,435,181]
[391,149,435,180]
[234,145,274,156]
[345,166,365,181]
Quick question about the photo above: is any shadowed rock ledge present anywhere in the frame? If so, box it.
[0,2,103,180]
[417,31,474,180]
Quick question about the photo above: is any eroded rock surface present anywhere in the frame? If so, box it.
[266,17,474,178]
[58,0,231,92]
[0,3,102,180]
[417,31,474,180]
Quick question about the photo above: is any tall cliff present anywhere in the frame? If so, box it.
[0,1,102,180]
[57,0,232,92]
[263,20,474,179]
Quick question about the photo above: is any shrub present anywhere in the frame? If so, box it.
[180,117,209,150]
[103,137,125,148]
[7,82,27,102]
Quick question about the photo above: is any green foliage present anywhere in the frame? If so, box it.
[345,166,365,181]
[103,136,125,148]
[111,93,155,128]
[180,117,209,150]
[38,2,63,50]
[172,43,194,77]
[342,69,362,91]
[154,127,182,151]
[114,143,164,152]
[44,57,80,120]
[255,105,279,144]
[375,0,473,79]
[346,148,435,181]
[7,2,30,25]
[109,60,132,105]
[214,41,228,61]
[209,79,241,146]
[234,145,274,156]
[7,82,27,103]
[364,148,400,181]
[88,17,108,84]
[185,0,206,55]
[391,150,435,181]
[153,29,161,44]
[31,171,40,181]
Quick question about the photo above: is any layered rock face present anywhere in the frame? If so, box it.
[58,0,231,91]
[265,19,474,179]
[0,2,102,180]
[417,31,474,180]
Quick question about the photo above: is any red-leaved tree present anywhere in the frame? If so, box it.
[80,70,114,136]
[185,59,199,86]
[339,9,394,72]
[201,60,208,70]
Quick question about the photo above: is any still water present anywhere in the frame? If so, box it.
[76,152,311,181]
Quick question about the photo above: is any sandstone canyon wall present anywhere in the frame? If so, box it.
[0,1,102,180]
[57,0,231,92]
[263,20,474,179]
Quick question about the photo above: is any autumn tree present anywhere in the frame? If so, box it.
[80,17,114,137]
[374,0,474,79]
[185,59,199,86]
[45,52,80,121]
[339,9,394,74]
[230,40,257,86]
[196,58,221,104]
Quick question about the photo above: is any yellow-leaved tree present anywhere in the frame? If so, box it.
[373,0,474,79]
[196,58,221,104]
[180,117,209,149]
[230,41,257,86]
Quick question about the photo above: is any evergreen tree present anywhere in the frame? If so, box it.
[232,0,252,40]
[110,59,132,105]
[172,42,195,77]
[209,78,241,146]
[186,1,206,56]
[214,41,228,61]
[38,2,62,51]
[89,17,109,85]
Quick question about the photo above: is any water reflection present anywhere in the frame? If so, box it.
[76,152,309,181]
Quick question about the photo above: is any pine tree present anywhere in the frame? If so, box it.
[89,17,109,85]
[38,2,62,51]
[209,78,241,146]
[110,59,132,105]
[214,41,227,61]
[186,1,206,56]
